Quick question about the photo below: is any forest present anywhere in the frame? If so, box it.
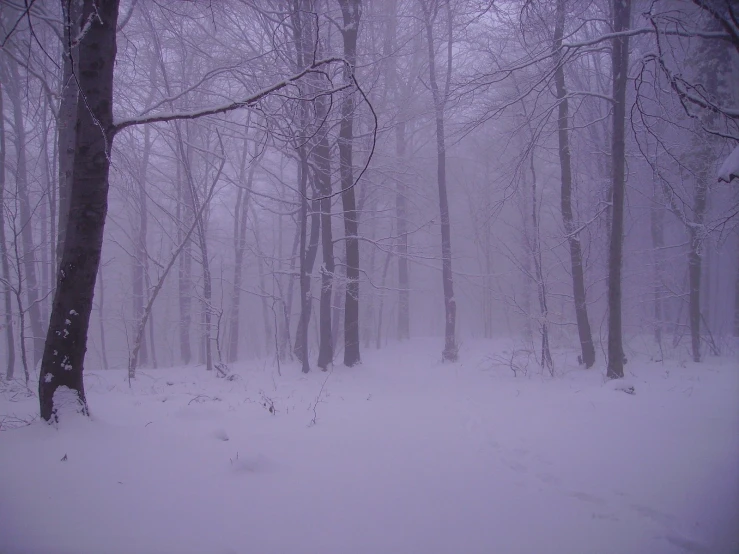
[0,1,738,552]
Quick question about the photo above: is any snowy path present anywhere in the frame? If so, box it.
[1,340,738,553]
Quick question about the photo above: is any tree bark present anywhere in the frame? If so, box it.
[688,175,708,362]
[315,98,335,370]
[650,195,666,355]
[421,0,457,361]
[338,0,362,367]
[606,0,632,379]
[56,0,81,270]
[227,143,253,363]
[38,0,120,421]
[734,236,739,338]
[553,0,595,368]
[0,82,15,379]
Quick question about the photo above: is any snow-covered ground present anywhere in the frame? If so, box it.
[1,339,738,554]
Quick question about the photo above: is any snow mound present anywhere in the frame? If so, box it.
[717,145,739,182]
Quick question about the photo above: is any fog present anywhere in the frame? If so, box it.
[1,2,739,552]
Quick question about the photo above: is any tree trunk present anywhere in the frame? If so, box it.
[606,0,632,380]
[132,126,153,367]
[56,0,81,270]
[296,152,313,372]
[338,0,362,367]
[389,4,411,342]
[0,82,15,379]
[176,159,193,365]
[395,120,411,341]
[553,0,595,368]
[375,249,392,349]
[688,175,708,362]
[5,59,45,368]
[422,0,457,361]
[734,236,739,338]
[315,100,335,370]
[530,151,553,374]
[227,149,252,363]
[38,0,120,421]
[97,264,109,370]
[650,196,666,356]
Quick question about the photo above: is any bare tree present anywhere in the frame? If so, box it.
[553,0,595,368]
[338,0,362,367]
[0,81,15,379]
[606,0,632,380]
[420,0,458,361]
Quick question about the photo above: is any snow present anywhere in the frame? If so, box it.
[1,338,738,554]
[717,145,739,182]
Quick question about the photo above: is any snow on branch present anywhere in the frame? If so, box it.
[112,57,350,135]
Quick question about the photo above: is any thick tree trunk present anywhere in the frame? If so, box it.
[338,0,362,367]
[553,0,595,368]
[0,83,15,379]
[38,0,120,421]
[606,0,632,379]
[56,0,81,270]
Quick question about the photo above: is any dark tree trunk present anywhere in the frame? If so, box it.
[56,0,81,270]
[553,0,595,368]
[315,108,335,370]
[606,0,631,380]
[295,176,321,370]
[422,0,457,361]
[338,0,362,367]
[0,83,15,379]
[38,0,120,421]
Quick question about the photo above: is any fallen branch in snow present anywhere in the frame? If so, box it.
[309,368,333,426]
[0,412,37,431]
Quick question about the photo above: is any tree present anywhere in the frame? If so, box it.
[38,0,120,420]
[420,0,458,362]
[338,0,362,367]
[553,0,596,368]
[0,81,15,379]
[606,0,632,380]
